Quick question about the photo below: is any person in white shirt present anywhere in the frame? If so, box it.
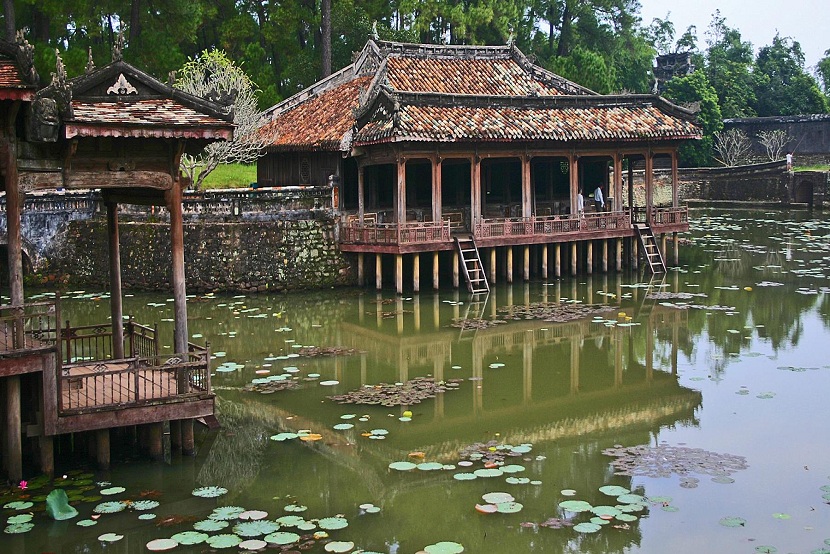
[593,185,605,211]
[576,193,584,218]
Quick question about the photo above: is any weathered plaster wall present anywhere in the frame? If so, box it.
[676,161,791,203]
[45,216,354,292]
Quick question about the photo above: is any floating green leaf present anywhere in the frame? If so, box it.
[264,531,301,545]
[599,485,630,496]
[206,533,242,548]
[209,506,246,520]
[424,541,465,553]
[93,501,126,514]
[98,533,124,542]
[131,500,160,511]
[482,492,514,504]
[77,519,98,526]
[573,522,601,533]
[275,515,306,527]
[7,514,33,524]
[719,516,747,527]
[99,486,126,495]
[453,473,477,481]
[389,461,417,471]
[233,520,279,537]
[4,522,34,534]
[192,486,228,498]
[194,519,229,531]
[318,516,349,530]
[325,541,356,553]
[3,501,33,510]
[559,500,592,512]
[496,501,523,513]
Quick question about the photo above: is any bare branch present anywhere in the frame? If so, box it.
[713,129,752,167]
[756,129,791,162]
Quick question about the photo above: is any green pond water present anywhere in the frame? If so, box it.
[5,208,830,553]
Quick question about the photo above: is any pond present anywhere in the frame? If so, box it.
[4,208,830,553]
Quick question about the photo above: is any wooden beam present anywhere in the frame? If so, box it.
[49,397,214,435]
[357,165,365,223]
[56,171,174,190]
[523,246,530,281]
[181,419,195,456]
[586,241,593,275]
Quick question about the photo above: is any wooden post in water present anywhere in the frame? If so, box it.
[616,238,622,272]
[106,202,124,359]
[602,240,608,273]
[632,238,639,270]
[542,244,548,279]
[571,242,577,276]
[555,244,561,277]
[357,253,364,285]
[413,254,420,292]
[523,246,530,281]
[433,252,439,290]
[147,423,164,461]
[586,241,593,275]
[506,247,514,283]
[673,232,679,265]
[167,179,188,355]
[452,251,459,288]
[6,376,21,482]
[489,248,497,284]
[661,234,667,262]
[96,429,110,470]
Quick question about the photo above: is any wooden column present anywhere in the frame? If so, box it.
[602,240,608,273]
[616,238,622,272]
[613,153,623,212]
[471,156,481,225]
[396,157,406,223]
[147,423,164,461]
[375,254,383,290]
[181,419,195,455]
[555,244,561,277]
[671,150,679,207]
[632,238,639,269]
[673,232,679,265]
[523,246,530,281]
[506,247,513,283]
[521,155,532,217]
[542,244,548,279]
[452,251,459,288]
[413,254,420,292]
[357,252,364,285]
[661,234,667,260]
[395,254,403,294]
[569,154,579,214]
[432,156,442,223]
[627,157,634,213]
[433,252,440,290]
[167,180,188,355]
[6,377,21,482]
[357,165,365,222]
[106,202,124,358]
[96,429,110,470]
[645,152,654,223]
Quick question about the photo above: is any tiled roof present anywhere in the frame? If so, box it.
[66,98,234,139]
[260,40,700,151]
[0,57,36,99]
[355,93,700,144]
[259,77,371,151]
[385,58,563,96]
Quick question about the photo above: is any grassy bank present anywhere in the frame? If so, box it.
[200,163,257,189]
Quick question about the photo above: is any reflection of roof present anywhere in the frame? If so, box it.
[260,39,701,152]
[67,99,236,139]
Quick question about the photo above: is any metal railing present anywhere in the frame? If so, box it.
[0,301,58,355]
[60,344,211,413]
[59,319,159,364]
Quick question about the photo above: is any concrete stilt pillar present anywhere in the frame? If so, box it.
[632,239,639,270]
[6,376,22,482]
[433,252,440,290]
[452,251,459,288]
[571,242,577,276]
[489,248,496,284]
[602,240,608,273]
[357,252,364,286]
[507,247,513,283]
[395,254,403,294]
[170,420,182,451]
[555,244,561,277]
[376,254,383,290]
[147,423,164,461]
[413,254,420,292]
[523,246,530,281]
[542,244,548,279]
[616,238,622,272]
[96,429,110,470]
[661,234,667,262]
[587,242,593,275]
[673,232,679,265]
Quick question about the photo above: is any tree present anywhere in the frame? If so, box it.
[175,49,273,190]
[752,34,829,116]
[713,128,751,166]
[702,11,756,118]
[816,49,830,97]
[757,130,791,161]
[664,70,722,167]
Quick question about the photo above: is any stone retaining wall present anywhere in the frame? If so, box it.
[44,215,353,292]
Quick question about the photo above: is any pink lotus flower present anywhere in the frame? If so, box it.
[18,480,27,490]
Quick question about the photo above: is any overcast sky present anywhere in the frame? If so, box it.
[637,0,828,71]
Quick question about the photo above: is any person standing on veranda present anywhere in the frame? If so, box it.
[593,185,605,212]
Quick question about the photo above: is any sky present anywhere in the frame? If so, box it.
[637,0,829,71]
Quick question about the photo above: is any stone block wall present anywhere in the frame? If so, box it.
[45,216,354,292]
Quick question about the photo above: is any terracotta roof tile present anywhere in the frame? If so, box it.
[68,98,234,138]
[0,58,28,88]
[356,102,700,144]
[386,58,563,96]
[260,77,372,151]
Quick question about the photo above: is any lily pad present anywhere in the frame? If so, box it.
[146,538,178,551]
[98,532,124,542]
[239,539,268,550]
[719,516,747,527]
[131,500,160,511]
[4,522,34,534]
[205,533,242,548]
[239,510,269,520]
[209,506,246,520]
[3,501,33,510]
[46,489,78,521]
[93,501,126,514]
[573,522,602,533]
[495,501,523,513]
[453,473,477,481]
[99,486,126,495]
[599,485,630,496]
[318,516,349,530]
[171,531,209,545]
[482,492,515,504]
[424,541,465,553]
[194,519,229,531]
[559,500,593,512]
[389,461,417,471]
[264,531,301,545]
[77,519,98,526]
[233,520,280,537]
[192,485,228,498]
[325,541,356,553]
[271,433,299,441]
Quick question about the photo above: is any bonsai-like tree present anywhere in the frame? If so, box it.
[756,129,791,162]
[713,128,752,166]
[175,49,274,190]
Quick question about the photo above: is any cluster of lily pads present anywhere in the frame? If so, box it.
[602,443,748,481]
[327,377,463,407]
[498,302,615,323]
[546,485,665,534]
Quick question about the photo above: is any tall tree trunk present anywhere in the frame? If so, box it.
[3,0,14,40]
[129,0,142,46]
[32,6,50,42]
[556,2,572,57]
[321,0,331,77]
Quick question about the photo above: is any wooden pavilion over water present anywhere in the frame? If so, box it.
[259,40,701,293]
[0,35,233,480]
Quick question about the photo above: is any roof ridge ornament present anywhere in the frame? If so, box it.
[86,46,95,74]
[107,73,138,95]
[14,28,38,84]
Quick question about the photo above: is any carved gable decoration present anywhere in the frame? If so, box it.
[107,73,138,96]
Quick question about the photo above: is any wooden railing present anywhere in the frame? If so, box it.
[59,344,211,413]
[0,301,58,355]
[340,220,451,245]
[59,319,160,364]
[475,212,630,239]
[651,206,688,226]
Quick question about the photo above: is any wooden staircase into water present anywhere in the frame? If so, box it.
[634,223,666,274]
[454,235,490,294]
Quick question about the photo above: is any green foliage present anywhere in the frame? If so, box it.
[548,47,614,93]
[201,164,258,189]
[703,12,756,118]
[752,35,829,116]
[817,50,830,96]
[664,70,722,167]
